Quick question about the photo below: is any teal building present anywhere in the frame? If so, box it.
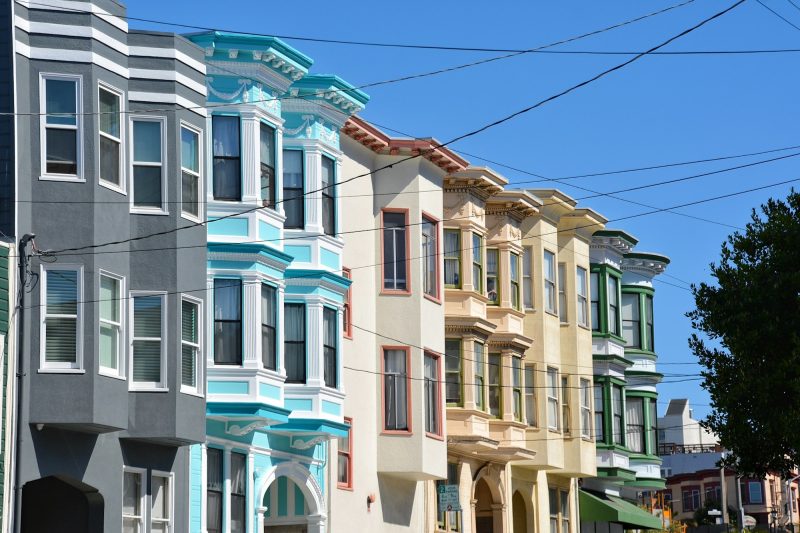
[186,32,368,533]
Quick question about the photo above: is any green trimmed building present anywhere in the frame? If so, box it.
[580,230,669,533]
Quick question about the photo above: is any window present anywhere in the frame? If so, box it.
[445,339,462,405]
[607,275,620,335]
[704,484,721,506]
[123,469,144,533]
[486,248,499,304]
[523,246,533,309]
[612,384,624,446]
[321,155,336,235]
[151,473,172,533]
[206,448,223,533]
[622,293,641,348]
[283,149,304,228]
[550,489,570,533]
[544,250,557,314]
[213,279,242,365]
[42,74,80,177]
[748,481,764,504]
[99,273,121,375]
[682,488,701,512]
[422,216,438,298]
[261,285,277,371]
[323,307,337,388]
[285,303,306,383]
[383,348,409,431]
[424,352,440,435]
[342,268,353,339]
[181,298,201,391]
[576,267,588,327]
[338,418,353,489]
[590,272,600,331]
[437,463,461,531]
[510,252,521,310]
[382,211,408,291]
[472,233,483,293]
[525,366,536,426]
[99,85,122,187]
[230,452,246,533]
[557,263,567,322]
[560,490,570,533]
[260,122,276,206]
[561,376,570,435]
[648,399,657,454]
[132,118,165,211]
[131,294,165,388]
[212,115,241,201]
[512,357,522,421]
[626,396,645,453]
[181,125,201,218]
[443,229,461,288]
[488,353,501,417]
[547,367,559,430]
[580,379,592,439]
[549,489,559,533]
[474,342,485,411]
[645,295,655,351]
[594,384,604,442]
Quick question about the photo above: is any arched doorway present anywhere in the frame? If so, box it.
[475,478,495,533]
[513,491,528,533]
[262,476,310,532]
[21,476,103,533]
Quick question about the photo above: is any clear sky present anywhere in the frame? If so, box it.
[130,0,800,419]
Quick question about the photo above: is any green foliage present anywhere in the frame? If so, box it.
[688,190,800,476]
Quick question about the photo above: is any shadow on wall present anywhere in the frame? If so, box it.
[378,474,418,526]
[21,475,104,533]
[29,426,99,481]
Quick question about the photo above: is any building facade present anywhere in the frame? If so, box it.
[185,31,367,533]
[657,398,718,454]
[3,0,209,530]
[0,242,15,532]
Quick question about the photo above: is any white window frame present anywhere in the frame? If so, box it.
[129,115,168,215]
[97,81,125,193]
[544,250,557,315]
[128,291,168,391]
[546,367,559,431]
[580,378,592,439]
[576,266,589,328]
[39,72,84,182]
[180,294,203,396]
[522,245,534,310]
[39,264,84,372]
[151,470,174,533]
[98,270,125,379]
[558,262,567,323]
[179,120,203,223]
[122,467,146,533]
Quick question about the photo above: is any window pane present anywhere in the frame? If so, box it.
[47,270,77,315]
[100,276,118,322]
[182,172,199,216]
[260,123,275,171]
[422,219,437,297]
[323,307,337,388]
[133,121,161,163]
[424,354,438,434]
[134,296,162,338]
[261,285,277,370]
[181,127,199,172]
[622,293,640,347]
[283,149,304,187]
[45,318,76,362]
[558,263,567,322]
[445,339,462,404]
[99,88,120,137]
[152,476,168,520]
[99,135,120,185]
[133,166,162,207]
[212,115,239,156]
[99,324,117,369]
[285,303,306,383]
[214,280,241,365]
[488,354,500,417]
[384,349,408,430]
[212,159,241,200]
[45,79,77,125]
[486,249,498,303]
[444,230,460,287]
[133,340,161,382]
[383,213,407,290]
[123,472,140,515]
[45,128,77,174]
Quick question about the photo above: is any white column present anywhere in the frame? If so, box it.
[275,128,284,216]
[243,274,260,368]
[205,115,214,204]
[334,155,342,235]
[246,452,255,533]
[306,300,324,387]
[304,147,322,233]
[223,446,232,533]
[240,112,259,203]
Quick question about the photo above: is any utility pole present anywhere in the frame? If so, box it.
[721,465,729,524]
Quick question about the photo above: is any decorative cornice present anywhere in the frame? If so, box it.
[208,245,293,272]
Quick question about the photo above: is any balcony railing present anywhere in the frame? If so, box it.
[658,443,721,455]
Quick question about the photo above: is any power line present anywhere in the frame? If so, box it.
[755,0,800,31]
[43,0,747,256]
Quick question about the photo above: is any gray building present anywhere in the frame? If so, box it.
[1,0,208,531]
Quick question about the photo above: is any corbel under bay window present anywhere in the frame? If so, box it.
[129,292,167,390]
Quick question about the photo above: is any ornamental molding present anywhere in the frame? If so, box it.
[206,76,281,115]
[206,61,297,94]
[286,276,348,297]
[290,435,329,450]
[225,420,267,436]
[208,250,289,273]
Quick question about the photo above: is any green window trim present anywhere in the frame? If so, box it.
[589,264,625,342]
[621,286,657,354]
[486,248,500,305]
[593,377,627,447]
[445,338,464,407]
[626,391,659,456]
[471,233,483,294]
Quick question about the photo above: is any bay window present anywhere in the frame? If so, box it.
[284,303,306,383]
[525,366,536,426]
[181,297,201,391]
[206,449,222,533]
[132,118,165,210]
[422,216,438,298]
[523,246,533,309]
[99,85,122,187]
[561,375,570,435]
[648,398,658,454]
[230,452,246,533]
[131,293,165,388]
[594,384,604,442]
[472,233,483,293]
[590,272,600,331]
[383,348,409,431]
[510,252,521,310]
[645,294,655,351]
[486,248,499,304]
[443,229,460,287]
[260,122,276,207]
[282,149,304,228]
[99,272,121,375]
[558,262,567,322]
[607,275,620,335]
[626,396,645,453]
[181,125,201,218]
[547,367,559,430]
[338,418,353,489]
[261,284,277,371]
[42,74,80,177]
[323,307,337,388]
[512,356,522,421]
[212,115,241,201]
[382,211,408,291]
[321,155,336,235]
[576,267,588,327]
[488,353,501,417]
[213,279,242,365]
[445,339,462,405]
[612,384,624,446]
[474,342,485,411]
[622,292,641,348]
[544,250,557,314]
[580,379,592,439]
[424,352,440,435]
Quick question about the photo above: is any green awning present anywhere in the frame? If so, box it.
[580,490,662,530]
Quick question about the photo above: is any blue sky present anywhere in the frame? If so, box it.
[130,0,800,418]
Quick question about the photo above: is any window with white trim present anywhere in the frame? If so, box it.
[151,472,172,533]
[42,265,82,370]
[122,469,144,533]
[421,216,438,298]
[424,352,440,435]
[230,452,246,533]
[283,149,304,228]
[580,378,592,439]
[525,365,536,426]
[131,293,165,388]
[383,211,408,291]
[558,262,567,323]
[544,250,557,314]
[486,248,499,304]
[321,155,336,236]
[181,297,201,392]
[42,74,81,178]
[180,125,201,219]
[576,267,589,327]
[547,367,559,430]
[261,284,277,371]
[206,448,222,533]
[260,122,276,207]
[99,272,122,375]
[523,246,533,309]
[131,118,165,211]
[99,85,122,188]
[284,303,306,383]
[212,115,241,201]
[561,375,570,435]
[472,233,483,293]
[323,307,337,388]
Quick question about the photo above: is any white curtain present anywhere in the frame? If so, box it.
[626,397,644,453]
[384,350,407,429]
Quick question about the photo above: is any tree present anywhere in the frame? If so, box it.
[688,190,800,476]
